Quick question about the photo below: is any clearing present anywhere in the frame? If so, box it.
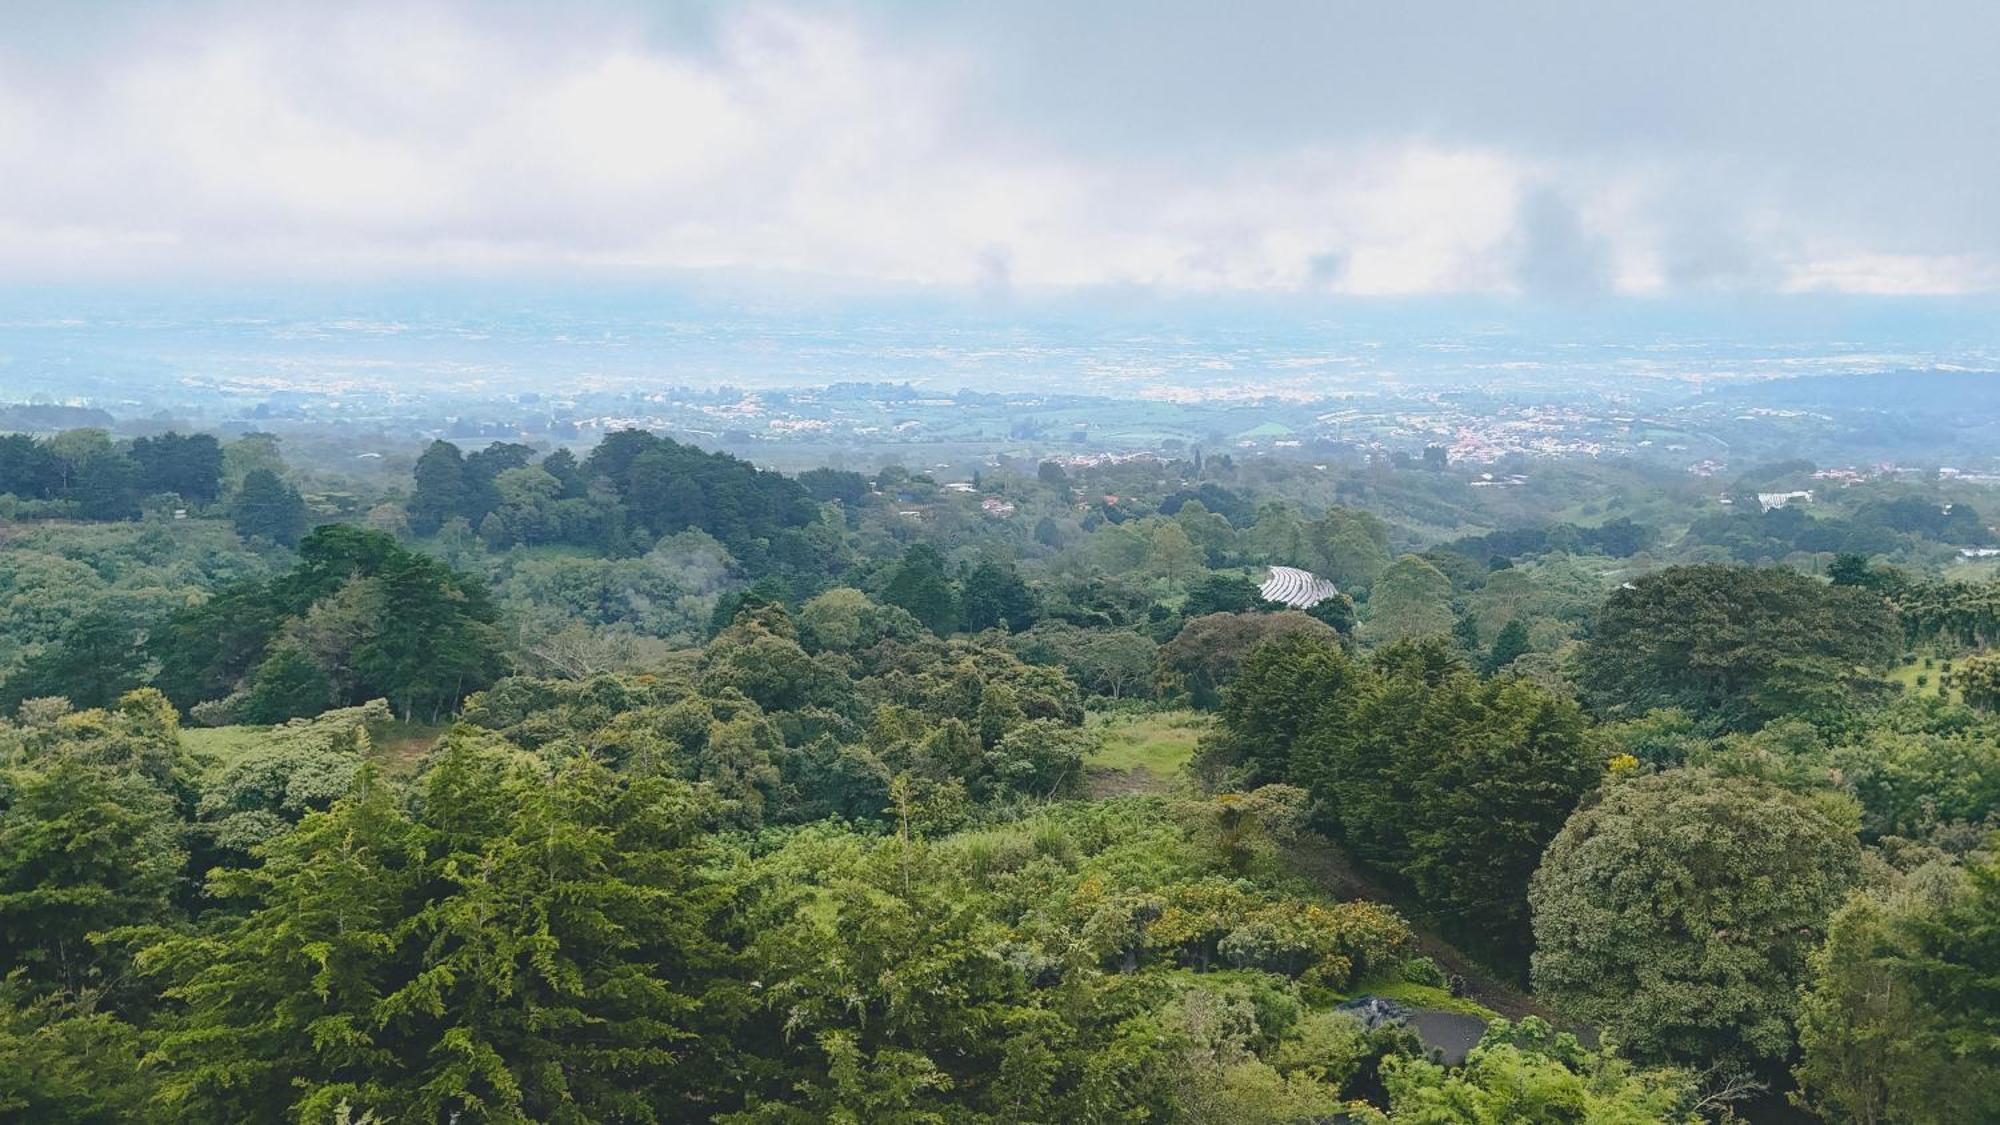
[1084,709,1207,796]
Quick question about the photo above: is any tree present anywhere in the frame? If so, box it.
[959,560,1035,633]
[1184,572,1262,617]
[1530,770,1863,1068]
[0,610,146,712]
[143,745,731,1123]
[1219,636,1601,960]
[408,439,468,535]
[797,467,868,504]
[0,433,63,499]
[1146,521,1204,586]
[1012,624,1160,700]
[1361,555,1455,645]
[0,758,186,1000]
[1361,1018,1700,1124]
[1485,618,1531,674]
[1882,849,2000,1116]
[883,544,959,635]
[237,645,332,725]
[1793,862,1998,1125]
[1956,652,2000,711]
[230,469,309,546]
[129,432,223,502]
[1158,611,1339,708]
[1577,564,1900,730]
[68,449,142,521]
[0,988,159,1123]
[152,527,503,722]
[1309,507,1391,593]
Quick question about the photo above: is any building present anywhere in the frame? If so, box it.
[1259,565,1340,610]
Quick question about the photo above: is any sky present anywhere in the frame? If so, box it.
[3,1,1997,299]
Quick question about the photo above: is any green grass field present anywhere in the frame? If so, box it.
[1888,649,1961,704]
[1087,709,1208,779]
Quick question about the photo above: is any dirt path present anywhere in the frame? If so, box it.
[1280,834,1559,1025]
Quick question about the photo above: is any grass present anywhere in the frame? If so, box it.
[1087,709,1208,778]
[1887,649,1960,704]
[179,724,271,773]
[180,717,448,777]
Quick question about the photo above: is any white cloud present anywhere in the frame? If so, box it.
[0,1,1992,296]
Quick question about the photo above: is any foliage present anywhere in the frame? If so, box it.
[1793,858,2000,1124]
[141,743,731,1123]
[153,525,506,722]
[1530,769,1863,1068]
[1157,611,1338,707]
[1212,634,1603,961]
[1357,1017,1700,1124]
[1361,555,1457,645]
[1578,564,1901,730]
[230,468,309,546]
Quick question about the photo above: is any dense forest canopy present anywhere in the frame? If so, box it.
[0,423,1995,1122]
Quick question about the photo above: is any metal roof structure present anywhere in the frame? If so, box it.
[1258,565,1340,610]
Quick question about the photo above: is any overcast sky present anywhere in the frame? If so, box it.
[3,0,1996,298]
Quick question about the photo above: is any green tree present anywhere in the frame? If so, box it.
[144,745,730,1123]
[1577,564,1900,730]
[1361,555,1455,645]
[1530,769,1863,1068]
[1485,617,1531,674]
[1185,572,1262,617]
[1360,1018,1700,1124]
[1955,652,2000,711]
[230,468,309,546]
[960,559,1036,633]
[408,439,468,535]
[1147,521,1205,586]
[69,449,143,521]
[0,758,186,999]
[1793,862,1998,1125]
[0,988,159,1123]
[1310,507,1391,594]
[882,544,959,635]
[1158,611,1340,708]
[1245,637,1601,959]
[130,432,223,502]
[237,644,332,724]
[0,610,146,712]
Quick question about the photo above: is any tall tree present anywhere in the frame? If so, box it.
[960,560,1035,633]
[1361,555,1455,645]
[230,469,308,546]
[883,545,959,635]
[408,439,468,536]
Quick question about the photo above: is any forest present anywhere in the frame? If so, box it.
[0,425,1997,1123]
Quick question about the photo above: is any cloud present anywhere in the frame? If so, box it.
[1511,188,1612,299]
[0,1,1994,296]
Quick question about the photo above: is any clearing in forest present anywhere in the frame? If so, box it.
[1085,709,1207,795]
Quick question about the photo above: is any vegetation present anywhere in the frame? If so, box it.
[0,421,1994,1120]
